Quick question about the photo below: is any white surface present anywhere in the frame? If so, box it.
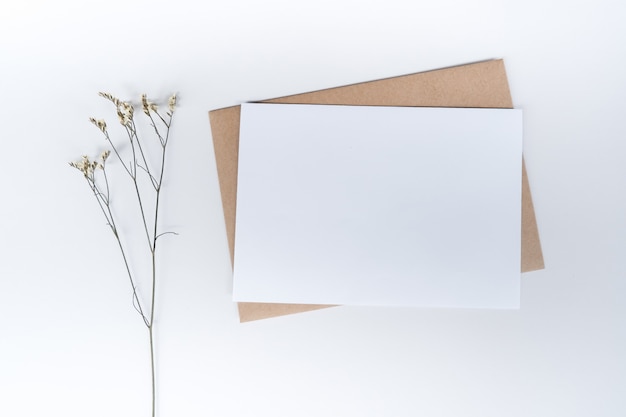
[1,1,625,416]
[235,104,522,307]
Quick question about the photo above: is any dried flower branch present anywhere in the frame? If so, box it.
[70,92,178,417]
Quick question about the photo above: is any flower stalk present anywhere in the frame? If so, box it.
[71,92,177,417]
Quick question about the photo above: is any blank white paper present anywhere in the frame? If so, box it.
[234,103,522,308]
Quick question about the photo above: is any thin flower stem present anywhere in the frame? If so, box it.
[155,111,169,128]
[146,114,166,147]
[146,116,172,417]
[113,231,150,328]
[132,180,155,252]
[121,122,156,253]
[130,120,159,188]
[88,179,113,233]
[102,168,150,326]
[137,163,158,190]
[84,174,150,326]
[125,124,138,178]
[76,93,177,417]
[103,131,133,178]
[156,231,179,240]
[149,324,156,417]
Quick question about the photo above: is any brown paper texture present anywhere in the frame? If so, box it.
[209,59,544,322]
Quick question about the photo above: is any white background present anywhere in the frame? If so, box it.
[1,1,624,416]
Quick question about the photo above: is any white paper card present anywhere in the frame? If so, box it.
[234,103,522,308]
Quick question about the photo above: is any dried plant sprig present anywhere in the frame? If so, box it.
[71,92,178,417]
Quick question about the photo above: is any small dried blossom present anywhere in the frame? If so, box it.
[117,102,134,126]
[98,92,122,106]
[141,93,160,115]
[168,93,176,112]
[89,117,107,133]
[69,155,99,178]
[141,94,150,115]
[98,150,110,169]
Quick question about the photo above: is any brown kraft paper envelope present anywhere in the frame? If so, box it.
[209,59,544,322]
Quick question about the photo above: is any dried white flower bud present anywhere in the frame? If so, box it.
[117,102,134,126]
[70,155,97,177]
[100,150,111,162]
[141,94,150,115]
[99,92,122,106]
[122,102,134,116]
[89,117,107,133]
[168,93,176,112]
